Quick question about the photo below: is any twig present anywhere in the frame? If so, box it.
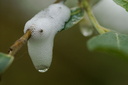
[8,29,32,56]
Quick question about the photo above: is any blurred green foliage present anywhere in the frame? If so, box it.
[0,53,13,74]
[88,32,128,57]
[113,0,128,11]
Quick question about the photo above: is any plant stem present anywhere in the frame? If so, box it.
[81,0,110,34]
[8,29,31,56]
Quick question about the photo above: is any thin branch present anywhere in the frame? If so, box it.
[8,29,32,56]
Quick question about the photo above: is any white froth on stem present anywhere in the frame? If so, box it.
[24,2,70,72]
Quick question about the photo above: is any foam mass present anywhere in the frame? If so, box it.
[24,2,71,72]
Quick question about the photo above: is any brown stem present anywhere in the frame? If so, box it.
[8,29,32,56]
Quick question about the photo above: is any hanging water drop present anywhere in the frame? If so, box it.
[80,26,93,37]
[79,19,93,37]
[38,68,49,73]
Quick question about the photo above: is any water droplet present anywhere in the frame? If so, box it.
[38,68,49,73]
[79,19,93,37]
[35,65,49,73]
[80,26,93,37]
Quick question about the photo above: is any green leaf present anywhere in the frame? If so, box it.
[87,32,128,57]
[113,0,128,11]
[63,7,84,30]
[0,53,14,74]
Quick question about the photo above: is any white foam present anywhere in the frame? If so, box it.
[93,0,128,33]
[24,2,71,72]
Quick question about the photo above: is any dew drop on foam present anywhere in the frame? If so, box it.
[38,68,49,73]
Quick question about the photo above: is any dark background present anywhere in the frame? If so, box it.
[0,0,128,85]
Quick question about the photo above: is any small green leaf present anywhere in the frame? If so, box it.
[63,7,84,30]
[113,0,128,11]
[0,53,14,74]
[87,32,128,57]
